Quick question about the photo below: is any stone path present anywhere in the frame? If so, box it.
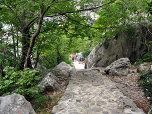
[52,68,145,114]
[72,61,85,69]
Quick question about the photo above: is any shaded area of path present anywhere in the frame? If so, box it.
[52,68,145,114]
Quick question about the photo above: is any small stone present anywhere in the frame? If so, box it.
[96,100,107,106]
[123,97,137,108]
[76,100,81,103]
[69,112,81,114]
[102,111,109,114]
[86,108,103,112]
[90,101,95,106]
[92,83,101,86]
[58,103,66,110]
[114,78,122,83]
[49,95,54,99]
[91,107,103,112]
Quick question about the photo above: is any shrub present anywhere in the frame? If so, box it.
[34,93,47,112]
[138,70,152,101]
[0,66,41,98]
[133,58,143,66]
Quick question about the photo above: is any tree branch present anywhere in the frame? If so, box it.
[45,0,116,17]
[54,0,72,3]
[25,16,39,29]
[64,14,103,29]
[4,3,22,23]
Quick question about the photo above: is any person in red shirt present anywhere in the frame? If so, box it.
[72,56,74,61]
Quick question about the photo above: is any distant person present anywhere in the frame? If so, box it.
[82,56,84,63]
[72,56,74,61]
[79,56,82,64]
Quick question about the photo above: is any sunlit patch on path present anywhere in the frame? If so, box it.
[73,61,85,69]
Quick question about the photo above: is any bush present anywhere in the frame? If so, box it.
[138,70,152,101]
[133,58,143,66]
[34,93,47,112]
[0,66,41,98]
[143,53,152,62]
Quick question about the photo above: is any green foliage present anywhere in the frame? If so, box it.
[138,70,152,101]
[82,49,92,58]
[133,58,143,66]
[147,2,152,15]
[0,66,41,98]
[143,53,152,62]
[34,93,47,112]
[94,0,150,41]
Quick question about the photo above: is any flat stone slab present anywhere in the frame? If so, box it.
[52,69,145,114]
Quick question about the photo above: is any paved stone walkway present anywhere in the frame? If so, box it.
[72,61,85,69]
[52,68,145,114]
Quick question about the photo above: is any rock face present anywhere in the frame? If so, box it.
[137,63,151,73]
[37,72,60,92]
[105,58,131,76]
[0,93,36,114]
[85,25,151,69]
[54,62,72,76]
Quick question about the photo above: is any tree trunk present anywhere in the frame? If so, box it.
[34,37,45,69]
[24,5,51,68]
[56,46,62,64]
[24,12,44,68]
[34,51,40,69]
[1,35,9,77]
[18,29,32,70]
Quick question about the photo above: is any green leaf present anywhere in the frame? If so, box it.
[34,76,41,81]
[33,87,39,91]
[39,86,44,91]
[4,80,10,84]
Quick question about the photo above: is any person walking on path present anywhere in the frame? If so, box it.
[79,56,83,64]
[72,56,74,62]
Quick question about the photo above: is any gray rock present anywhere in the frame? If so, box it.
[114,78,122,83]
[37,72,60,92]
[137,63,150,73]
[51,104,66,114]
[127,74,132,78]
[54,62,72,76]
[0,93,36,114]
[85,25,150,69]
[86,107,103,112]
[69,67,76,77]
[68,112,81,114]
[102,111,109,114]
[105,58,131,76]
[96,100,107,106]
[123,97,137,108]
[117,97,137,108]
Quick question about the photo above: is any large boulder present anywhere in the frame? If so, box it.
[105,58,131,76]
[37,72,60,93]
[54,62,72,76]
[0,93,36,114]
[85,25,151,68]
